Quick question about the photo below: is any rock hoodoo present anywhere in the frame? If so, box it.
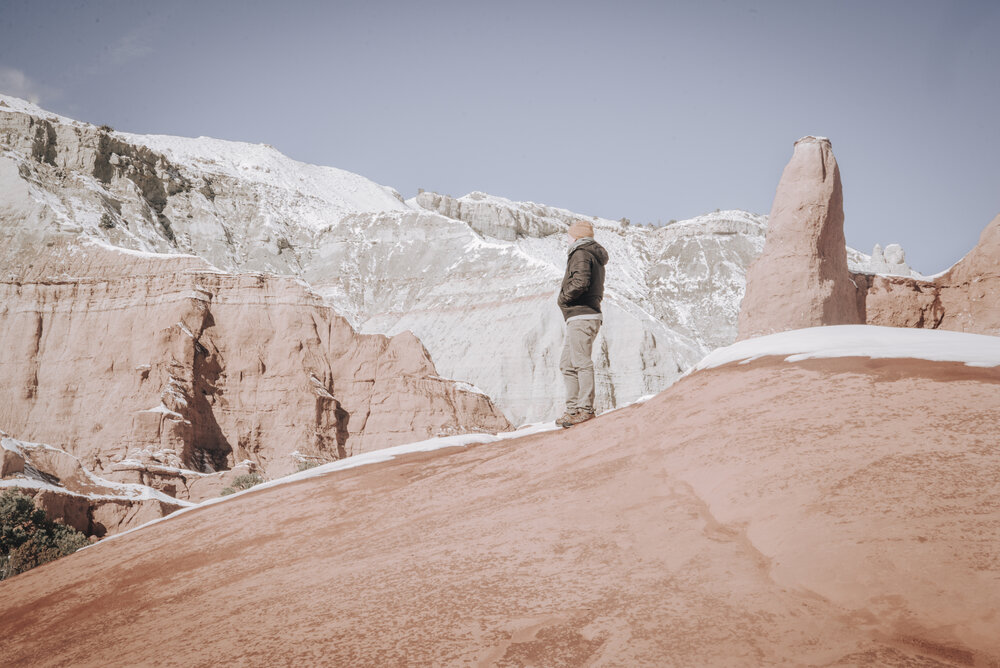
[738,136,861,340]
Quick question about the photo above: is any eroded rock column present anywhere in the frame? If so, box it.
[737,136,861,340]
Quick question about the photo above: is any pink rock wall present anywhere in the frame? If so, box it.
[1,438,188,537]
[855,214,1000,335]
[0,243,510,480]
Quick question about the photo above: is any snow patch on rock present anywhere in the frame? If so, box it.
[695,325,1000,371]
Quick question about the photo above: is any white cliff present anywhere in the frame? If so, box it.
[0,93,919,425]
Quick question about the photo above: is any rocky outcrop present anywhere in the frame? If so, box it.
[0,96,512,483]
[1,437,189,537]
[0,96,714,424]
[732,131,996,339]
[0,95,923,425]
[928,212,1000,334]
[415,190,568,240]
[943,213,1000,285]
[0,240,510,480]
[854,213,1000,335]
[1,331,998,665]
[101,456,259,503]
[738,136,861,339]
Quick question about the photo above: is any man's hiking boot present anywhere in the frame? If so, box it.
[556,411,577,428]
[561,410,595,428]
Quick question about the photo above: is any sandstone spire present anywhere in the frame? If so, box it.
[737,136,861,340]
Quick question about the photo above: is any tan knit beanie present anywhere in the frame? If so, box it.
[568,220,594,239]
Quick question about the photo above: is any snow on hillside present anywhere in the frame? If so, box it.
[0,93,82,126]
[694,325,1000,371]
[0,94,925,425]
[121,131,410,220]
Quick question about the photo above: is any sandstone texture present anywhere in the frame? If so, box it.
[0,240,510,481]
[852,216,1000,336]
[738,136,861,339]
[856,213,1000,336]
[733,133,997,342]
[0,96,512,485]
[0,339,997,665]
[1,437,188,537]
[101,457,259,503]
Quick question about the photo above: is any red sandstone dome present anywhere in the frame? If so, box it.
[1,326,998,666]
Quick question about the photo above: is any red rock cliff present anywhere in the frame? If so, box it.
[857,213,1000,335]
[0,241,510,480]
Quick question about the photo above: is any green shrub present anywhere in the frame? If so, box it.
[0,489,89,580]
[99,212,115,229]
[219,473,264,496]
[296,461,321,472]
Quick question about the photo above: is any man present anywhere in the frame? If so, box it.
[556,219,609,428]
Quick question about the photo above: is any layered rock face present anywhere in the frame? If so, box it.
[369,197,766,421]
[413,192,770,353]
[2,329,997,665]
[1,437,189,537]
[0,97,512,487]
[416,190,568,240]
[0,241,509,480]
[857,213,1000,335]
[0,95,750,423]
[738,136,861,339]
[0,95,917,425]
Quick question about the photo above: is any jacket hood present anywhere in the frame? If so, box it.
[570,239,609,266]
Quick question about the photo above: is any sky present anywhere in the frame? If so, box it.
[0,0,997,273]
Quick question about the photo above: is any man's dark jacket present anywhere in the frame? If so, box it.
[557,238,609,321]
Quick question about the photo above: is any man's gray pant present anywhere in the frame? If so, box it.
[559,318,601,413]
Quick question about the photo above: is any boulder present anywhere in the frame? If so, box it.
[0,446,23,477]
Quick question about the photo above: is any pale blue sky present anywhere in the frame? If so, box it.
[1,0,997,273]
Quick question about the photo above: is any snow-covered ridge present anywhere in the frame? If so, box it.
[694,325,1000,371]
[120,131,409,219]
[82,236,206,262]
[656,209,767,235]
[0,92,408,231]
[0,93,925,426]
[0,93,82,126]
